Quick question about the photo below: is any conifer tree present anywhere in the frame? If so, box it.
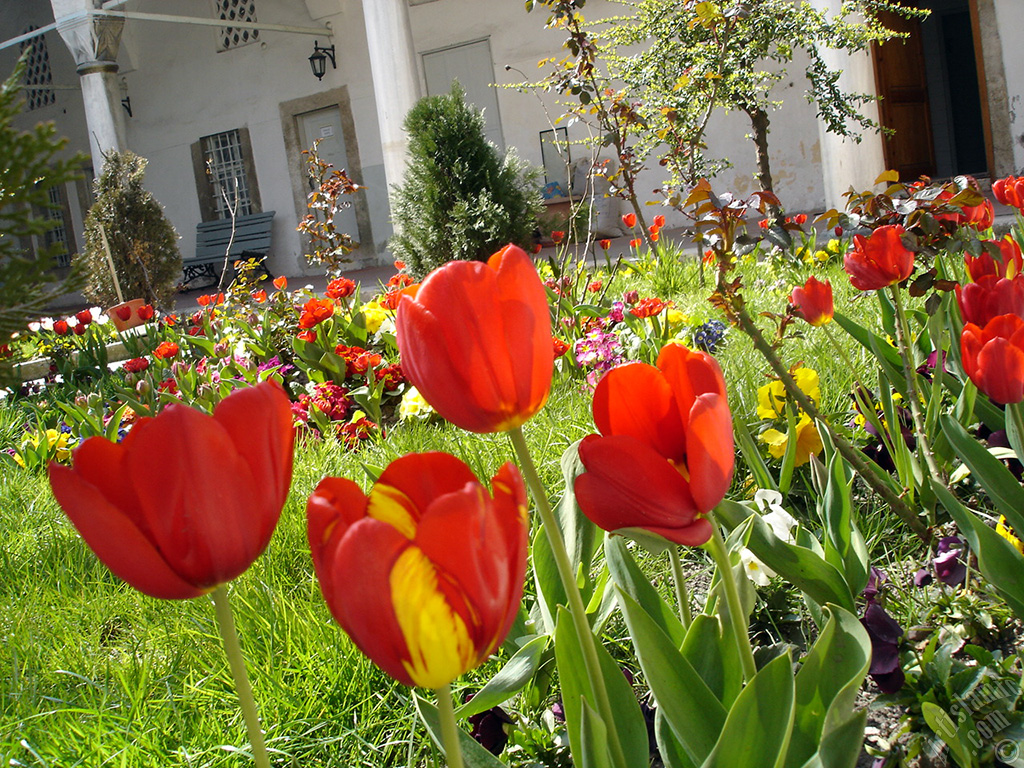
[389,83,541,278]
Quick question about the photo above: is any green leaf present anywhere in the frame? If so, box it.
[922,702,977,768]
[833,311,902,374]
[821,448,869,596]
[605,535,686,647]
[785,606,870,768]
[734,419,778,492]
[616,588,727,766]
[555,440,600,585]
[553,607,649,768]
[579,699,614,768]
[940,414,1024,534]
[656,708,697,768]
[934,483,1024,621]
[532,524,563,634]
[700,652,795,768]
[802,709,868,768]
[456,635,549,718]
[413,693,506,768]
[715,500,855,612]
[681,614,742,708]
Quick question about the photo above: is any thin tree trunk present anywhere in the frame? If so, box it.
[744,104,782,221]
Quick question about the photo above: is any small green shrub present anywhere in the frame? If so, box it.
[389,83,542,278]
[78,151,182,310]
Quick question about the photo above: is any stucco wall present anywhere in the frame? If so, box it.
[993,0,1024,172]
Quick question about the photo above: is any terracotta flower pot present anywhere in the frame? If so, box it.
[107,298,147,332]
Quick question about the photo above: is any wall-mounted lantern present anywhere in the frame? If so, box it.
[309,41,336,81]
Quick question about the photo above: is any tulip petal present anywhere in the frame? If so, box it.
[126,405,265,588]
[324,518,418,686]
[685,393,735,513]
[214,381,294,522]
[49,462,204,599]
[575,435,711,547]
[592,362,685,462]
[307,476,370,565]
[656,343,728,429]
[374,452,478,525]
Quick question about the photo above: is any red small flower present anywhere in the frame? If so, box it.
[960,200,995,230]
[630,297,668,319]
[532,243,543,254]
[374,363,406,390]
[793,213,808,225]
[75,309,93,326]
[599,239,611,250]
[273,275,288,291]
[73,322,87,336]
[136,304,155,322]
[553,338,570,358]
[629,237,643,249]
[115,305,133,322]
[153,341,179,360]
[394,260,406,270]
[790,276,834,326]
[653,214,666,228]
[299,297,335,329]
[387,273,415,290]
[197,293,224,308]
[53,320,70,336]
[123,357,150,373]
[649,230,660,242]
[622,213,637,228]
[759,219,771,230]
[297,329,317,343]
[961,314,1024,404]
[588,280,602,293]
[325,277,356,300]
[251,290,268,303]
[844,225,915,291]
[551,231,565,245]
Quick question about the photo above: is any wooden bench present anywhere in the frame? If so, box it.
[184,210,276,285]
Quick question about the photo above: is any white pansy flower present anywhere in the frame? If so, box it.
[741,490,799,585]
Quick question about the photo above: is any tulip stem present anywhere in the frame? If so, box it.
[668,547,692,630]
[211,585,271,768]
[889,286,945,506]
[706,520,757,684]
[509,427,629,768]
[436,684,465,768]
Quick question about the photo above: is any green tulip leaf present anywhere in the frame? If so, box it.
[555,440,600,582]
[821,447,869,597]
[532,525,564,635]
[456,635,549,718]
[700,652,796,768]
[681,614,741,707]
[934,483,1024,621]
[553,607,649,768]
[616,588,727,765]
[795,709,868,768]
[833,311,902,377]
[733,418,778,492]
[785,606,870,768]
[656,708,698,768]
[940,414,1024,534]
[413,693,506,768]
[605,535,686,647]
[579,698,614,768]
[715,500,855,612]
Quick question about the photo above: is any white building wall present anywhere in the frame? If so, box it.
[993,0,1024,172]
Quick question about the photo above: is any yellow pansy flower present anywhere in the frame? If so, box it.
[759,414,824,466]
[757,366,820,420]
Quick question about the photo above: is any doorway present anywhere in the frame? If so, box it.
[872,0,988,180]
[298,106,360,250]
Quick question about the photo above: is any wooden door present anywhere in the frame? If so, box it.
[873,11,936,181]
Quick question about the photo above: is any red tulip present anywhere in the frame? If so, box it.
[75,309,93,327]
[629,237,643,249]
[273,275,288,291]
[48,382,294,599]
[960,200,995,230]
[53,320,69,336]
[992,176,1024,209]
[114,305,133,322]
[73,322,87,336]
[298,297,334,329]
[790,276,834,326]
[553,338,570,358]
[956,275,1024,327]
[551,230,565,244]
[307,452,528,689]
[599,239,611,250]
[396,244,553,433]
[574,343,734,547]
[965,237,1023,282]
[653,214,666,228]
[843,225,915,291]
[961,314,1024,404]
[325,277,356,300]
[622,212,637,228]
[154,341,179,360]
[136,304,155,322]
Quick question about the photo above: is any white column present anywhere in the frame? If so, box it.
[807,0,886,211]
[52,2,126,171]
[361,0,421,191]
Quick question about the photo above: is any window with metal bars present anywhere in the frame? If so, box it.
[20,26,54,111]
[42,185,71,267]
[214,0,260,51]
[201,129,254,219]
